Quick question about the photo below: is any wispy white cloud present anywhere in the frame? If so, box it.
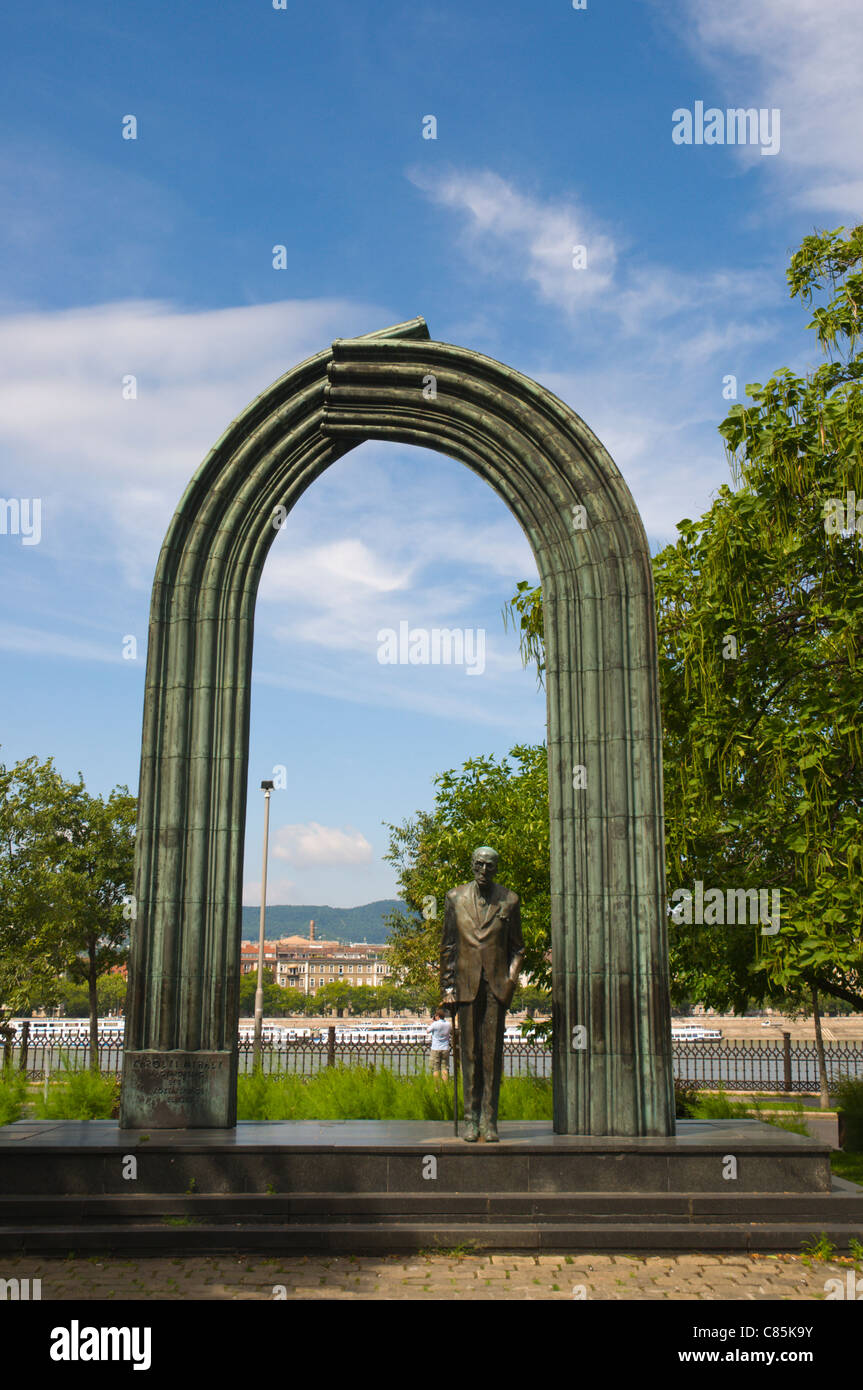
[0,623,120,664]
[0,296,388,588]
[272,822,374,868]
[408,166,787,540]
[411,166,779,339]
[259,485,535,656]
[248,440,543,728]
[0,177,796,728]
[409,167,617,313]
[0,295,544,730]
[670,0,863,215]
[261,538,414,612]
[253,646,537,731]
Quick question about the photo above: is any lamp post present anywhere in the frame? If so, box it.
[253,779,275,1070]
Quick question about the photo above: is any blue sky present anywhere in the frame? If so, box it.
[1,1,860,907]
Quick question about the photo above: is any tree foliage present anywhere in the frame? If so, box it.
[0,754,136,1056]
[235,974,416,1018]
[237,969,305,1017]
[30,972,127,1019]
[498,226,863,1015]
[655,224,863,1011]
[1,754,76,1020]
[383,746,551,1008]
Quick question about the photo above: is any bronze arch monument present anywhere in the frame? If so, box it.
[120,316,675,1137]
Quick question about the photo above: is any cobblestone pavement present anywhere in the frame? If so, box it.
[4,1251,860,1300]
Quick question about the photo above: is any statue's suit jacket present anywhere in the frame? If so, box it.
[441,881,525,1007]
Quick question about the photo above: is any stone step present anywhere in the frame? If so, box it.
[1,1121,851,1253]
[1,1219,861,1255]
[2,1188,861,1222]
[0,1116,835,1196]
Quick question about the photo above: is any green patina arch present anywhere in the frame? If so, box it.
[119,316,675,1136]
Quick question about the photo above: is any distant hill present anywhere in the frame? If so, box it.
[241,900,406,945]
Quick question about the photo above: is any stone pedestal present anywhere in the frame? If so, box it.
[119,1051,236,1129]
[3,1120,860,1254]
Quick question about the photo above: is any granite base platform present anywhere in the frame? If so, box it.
[1,1119,860,1254]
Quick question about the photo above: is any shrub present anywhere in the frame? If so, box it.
[236,1066,553,1122]
[834,1075,863,1116]
[497,1075,553,1121]
[691,1088,751,1120]
[831,1151,863,1187]
[35,1069,120,1119]
[674,1079,699,1119]
[0,1067,27,1125]
[835,1075,863,1152]
[748,1098,810,1136]
[800,1232,836,1263]
[692,1087,809,1135]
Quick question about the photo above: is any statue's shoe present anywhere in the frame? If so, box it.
[463,1118,480,1142]
[480,1120,499,1143]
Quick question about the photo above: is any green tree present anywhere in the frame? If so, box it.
[55,786,136,1066]
[315,981,356,1017]
[0,755,77,1025]
[656,224,863,1014]
[237,968,291,1017]
[502,225,863,1019]
[301,990,323,1016]
[0,756,136,1065]
[96,971,127,1018]
[511,983,551,1018]
[384,746,551,1010]
[57,980,92,1018]
[371,981,414,1015]
[349,985,380,1015]
[237,970,258,1016]
[274,987,308,1017]
[36,974,126,1020]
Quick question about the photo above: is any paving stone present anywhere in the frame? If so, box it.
[9,1251,860,1300]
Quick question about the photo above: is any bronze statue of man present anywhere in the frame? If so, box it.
[441,846,524,1142]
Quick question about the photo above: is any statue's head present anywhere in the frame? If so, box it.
[471,845,499,890]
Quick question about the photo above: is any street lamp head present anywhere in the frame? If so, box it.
[260,779,275,791]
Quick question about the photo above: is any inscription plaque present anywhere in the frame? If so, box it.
[122,1051,235,1128]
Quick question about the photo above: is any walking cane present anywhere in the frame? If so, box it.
[450,1003,459,1137]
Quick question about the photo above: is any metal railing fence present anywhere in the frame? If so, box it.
[3,1029,863,1093]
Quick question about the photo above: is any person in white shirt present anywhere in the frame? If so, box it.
[427,1010,452,1083]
